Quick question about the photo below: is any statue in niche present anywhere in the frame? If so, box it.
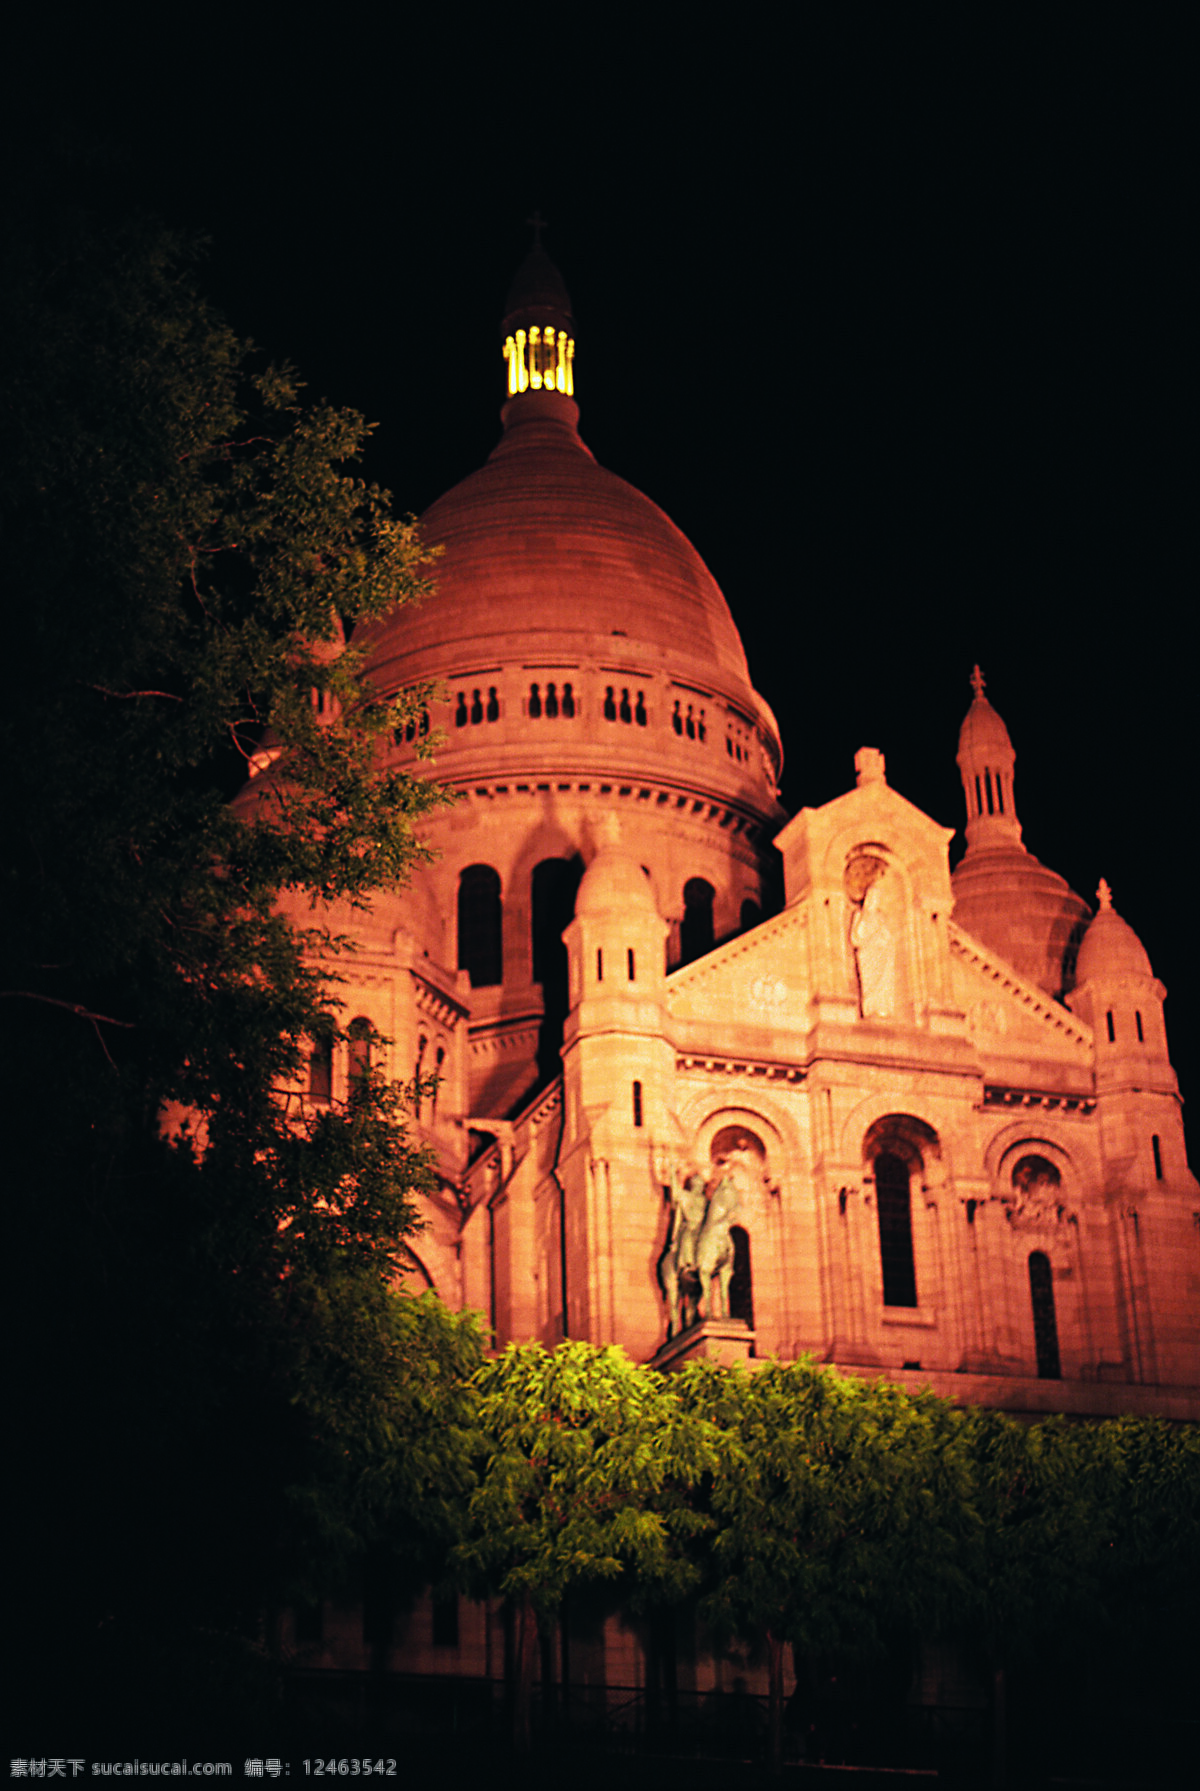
[658,1164,744,1333]
[846,854,896,1019]
[659,1167,709,1337]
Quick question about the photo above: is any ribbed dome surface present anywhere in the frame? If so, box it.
[362,396,754,699]
[957,691,1014,761]
[952,847,1091,999]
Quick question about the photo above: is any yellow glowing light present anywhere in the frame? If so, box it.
[501,327,575,397]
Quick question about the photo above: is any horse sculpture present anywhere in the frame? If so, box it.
[694,1171,741,1320]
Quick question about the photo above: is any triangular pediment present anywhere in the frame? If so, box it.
[666,907,811,1037]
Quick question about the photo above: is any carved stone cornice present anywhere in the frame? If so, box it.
[984,1085,1096,1115]
[676,1054,805,1085]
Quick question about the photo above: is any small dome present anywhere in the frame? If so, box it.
[575,844,660,919]
[1075,880,1153,983]
[502,244,574,335]
[957,667,1015,766]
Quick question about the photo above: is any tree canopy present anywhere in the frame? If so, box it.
[1,173,455,1738]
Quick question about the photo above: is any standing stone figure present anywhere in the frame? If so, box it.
[850,871,897,1018]
[659,1168,709,1337]
[694,1172,742,1321]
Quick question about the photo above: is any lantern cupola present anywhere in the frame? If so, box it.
[500,220,576,406]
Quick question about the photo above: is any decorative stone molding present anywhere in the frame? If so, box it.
[676,1054,806,1084]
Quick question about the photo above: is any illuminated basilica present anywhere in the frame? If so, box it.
[254,241,1199,1686]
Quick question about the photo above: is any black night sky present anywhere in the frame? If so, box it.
[11,13,1194,1102]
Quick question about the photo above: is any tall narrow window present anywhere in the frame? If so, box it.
[619,688,633,724]
[729,1226,754,1326]
[984,768,994,815]
[432,1044,445,1120]
[1151,1134,1163,1180]
[875,1151,918,1307]
[632,1080,643,1127]
[545,681,559,718]
[1028,1252,1061,1379]
[308,1028,333,1101]
[454,693,468,728]
[604,686,617,721]
[974,774,983,817]
[680,878,715,964]
[562,682,576,717]
[528,682,542,718]
[348,1016,372,1106]
[627,948,636,980]
[457,864,503,987]
[596,948,603,980]
[531,856,583,1083]
[486,686,500,721]
[413,1034,427,1117]
[470,688,483,724]
[635,692,647,726]
[1106,1010,1115,1042]
[1135,1010,1144,1043]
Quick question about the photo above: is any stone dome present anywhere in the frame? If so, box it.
[1075,881,1153,983]
[575,842,660,919]
[957,683,1015,764]
[951,847,1092,999]
[361,393,756,702]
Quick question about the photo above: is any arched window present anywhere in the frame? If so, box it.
[875,1151,918,1308]
[1028,1251,1061,1379]
[308,1025,333,1101]
[413,1034,427,1117]
[562,682,576,718]
[457,864,503,987]
[470,688,484,725]
[347,1016,372,1106]
[680,878,715,964]
[432,1044,445,1120]
[486,686,500,722]
[528,682,542,718]
[729,1226,754,1326]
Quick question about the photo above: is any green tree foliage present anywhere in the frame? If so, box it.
[452,1342,717,1749]
[678,1359,974,1766]
[1,173,456,1737]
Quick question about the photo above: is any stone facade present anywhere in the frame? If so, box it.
[255,244,1199,1687]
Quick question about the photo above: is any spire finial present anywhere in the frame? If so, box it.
[1097,878,1113,911]
[970,664,986,699]
[526,208,548,247]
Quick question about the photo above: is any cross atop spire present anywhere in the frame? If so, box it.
[1096,878,1113,911]
[526,209,549,247]
[970,664,986,699]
